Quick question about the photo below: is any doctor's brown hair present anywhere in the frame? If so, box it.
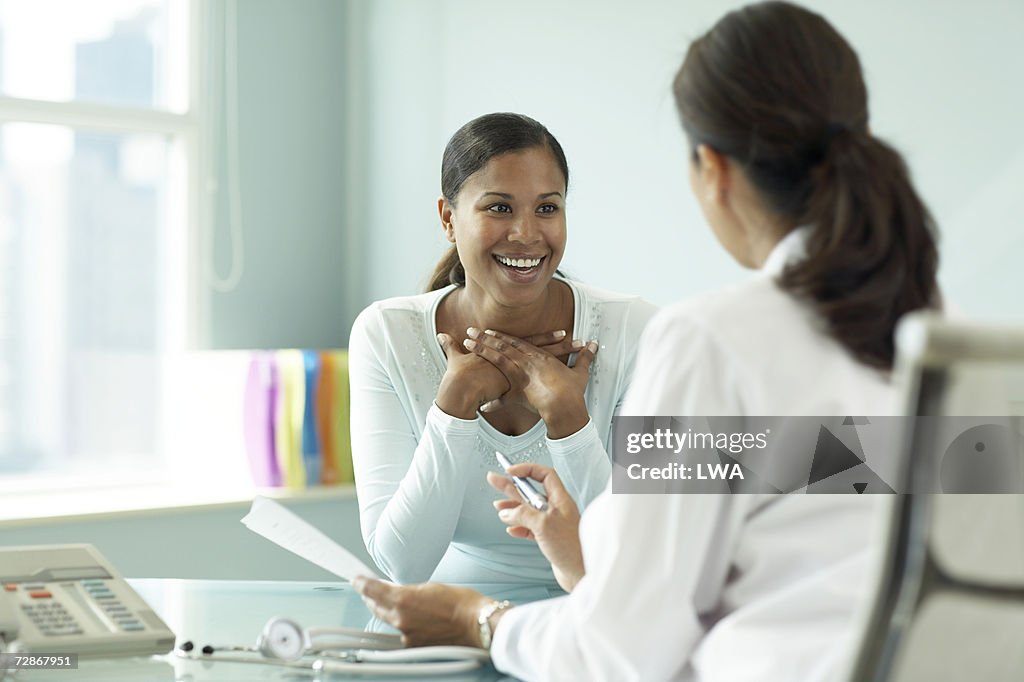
[427,112,569,292]
[673,1,939,369]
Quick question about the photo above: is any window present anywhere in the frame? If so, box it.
[0,0,192,481]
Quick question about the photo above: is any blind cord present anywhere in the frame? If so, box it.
[204,0,245,293]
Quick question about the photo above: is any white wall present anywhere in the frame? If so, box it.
[354,0,1024,322]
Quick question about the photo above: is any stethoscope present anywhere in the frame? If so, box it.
[173,616,490,676]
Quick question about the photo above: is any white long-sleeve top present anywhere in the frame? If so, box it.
[491,230,896,681]
[348,277,657,586]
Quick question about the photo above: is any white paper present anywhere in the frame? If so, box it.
[241,495,380,580]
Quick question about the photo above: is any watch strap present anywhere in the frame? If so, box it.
[477,599,511,650]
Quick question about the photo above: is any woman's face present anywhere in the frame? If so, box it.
[441,146,567,308]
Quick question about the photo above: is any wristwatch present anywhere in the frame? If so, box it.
[477,599,512,650]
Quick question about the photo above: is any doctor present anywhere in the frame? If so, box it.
[355,2,941,679]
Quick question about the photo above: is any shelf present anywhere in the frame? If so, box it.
[0,479,356,528]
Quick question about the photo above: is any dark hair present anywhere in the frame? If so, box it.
[426,113,569,292]
[673,1,939,369]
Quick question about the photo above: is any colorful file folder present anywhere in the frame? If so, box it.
[243,349,352,489]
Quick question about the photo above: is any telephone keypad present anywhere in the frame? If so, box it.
[81,579,146,632]
[20,600,84,637]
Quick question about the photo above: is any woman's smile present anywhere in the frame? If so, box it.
[493,253,548,284]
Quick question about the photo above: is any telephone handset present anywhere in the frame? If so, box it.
[0,544,175,658]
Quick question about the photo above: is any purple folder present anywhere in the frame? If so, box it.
[243,352,282,487]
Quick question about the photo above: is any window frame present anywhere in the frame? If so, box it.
[0,0,203,350]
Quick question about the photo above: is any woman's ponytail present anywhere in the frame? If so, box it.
[780,130,940,368]
[426,245,466,292]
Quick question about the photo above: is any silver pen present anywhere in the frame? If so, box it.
[495,451,549,511]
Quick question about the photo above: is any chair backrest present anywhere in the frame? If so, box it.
[847,312,1024,682]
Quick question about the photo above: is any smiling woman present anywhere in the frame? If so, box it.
[347,113,657,587]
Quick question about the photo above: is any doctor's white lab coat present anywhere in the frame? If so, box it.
[490,230,895,681]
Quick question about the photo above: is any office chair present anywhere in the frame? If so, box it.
[846,312,1024,681]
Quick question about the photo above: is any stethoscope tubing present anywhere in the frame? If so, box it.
[174,617,489,675]
[305,625,403,651]
[172,648,485,675]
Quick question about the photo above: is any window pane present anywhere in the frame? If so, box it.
[0,0,187,111]
[0,122,181,475]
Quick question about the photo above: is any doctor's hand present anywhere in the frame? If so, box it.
[467,329,599,439]
[487,463,585,593]
[352,577,494,648]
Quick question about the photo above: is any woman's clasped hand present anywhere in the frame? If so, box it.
[433,328,592,419]
[438,326,599,439]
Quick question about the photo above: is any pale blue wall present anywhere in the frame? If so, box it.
[200,0,1024,347]
[204,0,352,349]
[354,0,1024,322]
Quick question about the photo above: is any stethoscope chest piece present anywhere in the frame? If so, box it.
[256,617,306,661]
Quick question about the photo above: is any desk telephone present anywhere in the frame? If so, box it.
[0,544,175,658]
